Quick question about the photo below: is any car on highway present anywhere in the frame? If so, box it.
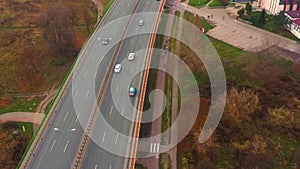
[114,64,122,73]
[138,20,144,26]
[128,52,135,60]
[129,87,136,96]
[102,38,109,45]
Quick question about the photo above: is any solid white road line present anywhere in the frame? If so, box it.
[63,112,69,122]
[50,139,56,152]
[94,164,97,169]
[109,106,113,115]
[115,133,119,144]
[157,143,160,153]
[102,132,106,143]
[116,85,119,92]
[150,143,153,153]
[63,140,69,152]
[94,73,97,79]
[85,90,90,98]
[109,165,112,169]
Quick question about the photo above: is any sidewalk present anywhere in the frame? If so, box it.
[0,112,44,124]
[177,3,300,53]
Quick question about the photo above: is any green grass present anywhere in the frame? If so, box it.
[241,11,299,41]
[189,0,211,6]
[161,74,172,137]
[0,97,42,114]
[181,72,209,86]
[208,35,244,59]
[18,122,33,138]
[135,163,148,169]
[184,11,214,33]
[175,11,180,17]
[208,0,224,7]
[200,19,214,32]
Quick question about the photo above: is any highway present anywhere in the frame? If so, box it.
[22,0,165,168]
[81,1,164,169]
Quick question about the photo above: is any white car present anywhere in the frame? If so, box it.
[128,53,135,61]
[138,20,144,26]
[114,64,122,73]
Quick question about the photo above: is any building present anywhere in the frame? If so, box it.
[259,0,300,14]
[285,10,300,39]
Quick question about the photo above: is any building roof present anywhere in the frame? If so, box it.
[293,19,300,26]
[286,10,300,19]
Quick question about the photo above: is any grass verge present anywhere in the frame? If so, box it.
[18,122,33,138]
[0,97,42,114]
[208,0,224,6]
[159,153,171,169]
[188,0,211,7]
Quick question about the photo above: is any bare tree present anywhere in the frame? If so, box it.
[36,3,76,57]
[82,6,95,33]
[19,46,42,86]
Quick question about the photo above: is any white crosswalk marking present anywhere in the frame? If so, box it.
[156,143,160,153]
[150,143,153,153]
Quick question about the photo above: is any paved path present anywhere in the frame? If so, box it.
[0,112,44,124]
[0,86,57,125]
[177,3,300,54]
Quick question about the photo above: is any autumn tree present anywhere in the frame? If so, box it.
[36,3,76,57]
[225,87,261,123]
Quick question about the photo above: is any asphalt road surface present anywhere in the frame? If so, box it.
[81,1,164,169]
